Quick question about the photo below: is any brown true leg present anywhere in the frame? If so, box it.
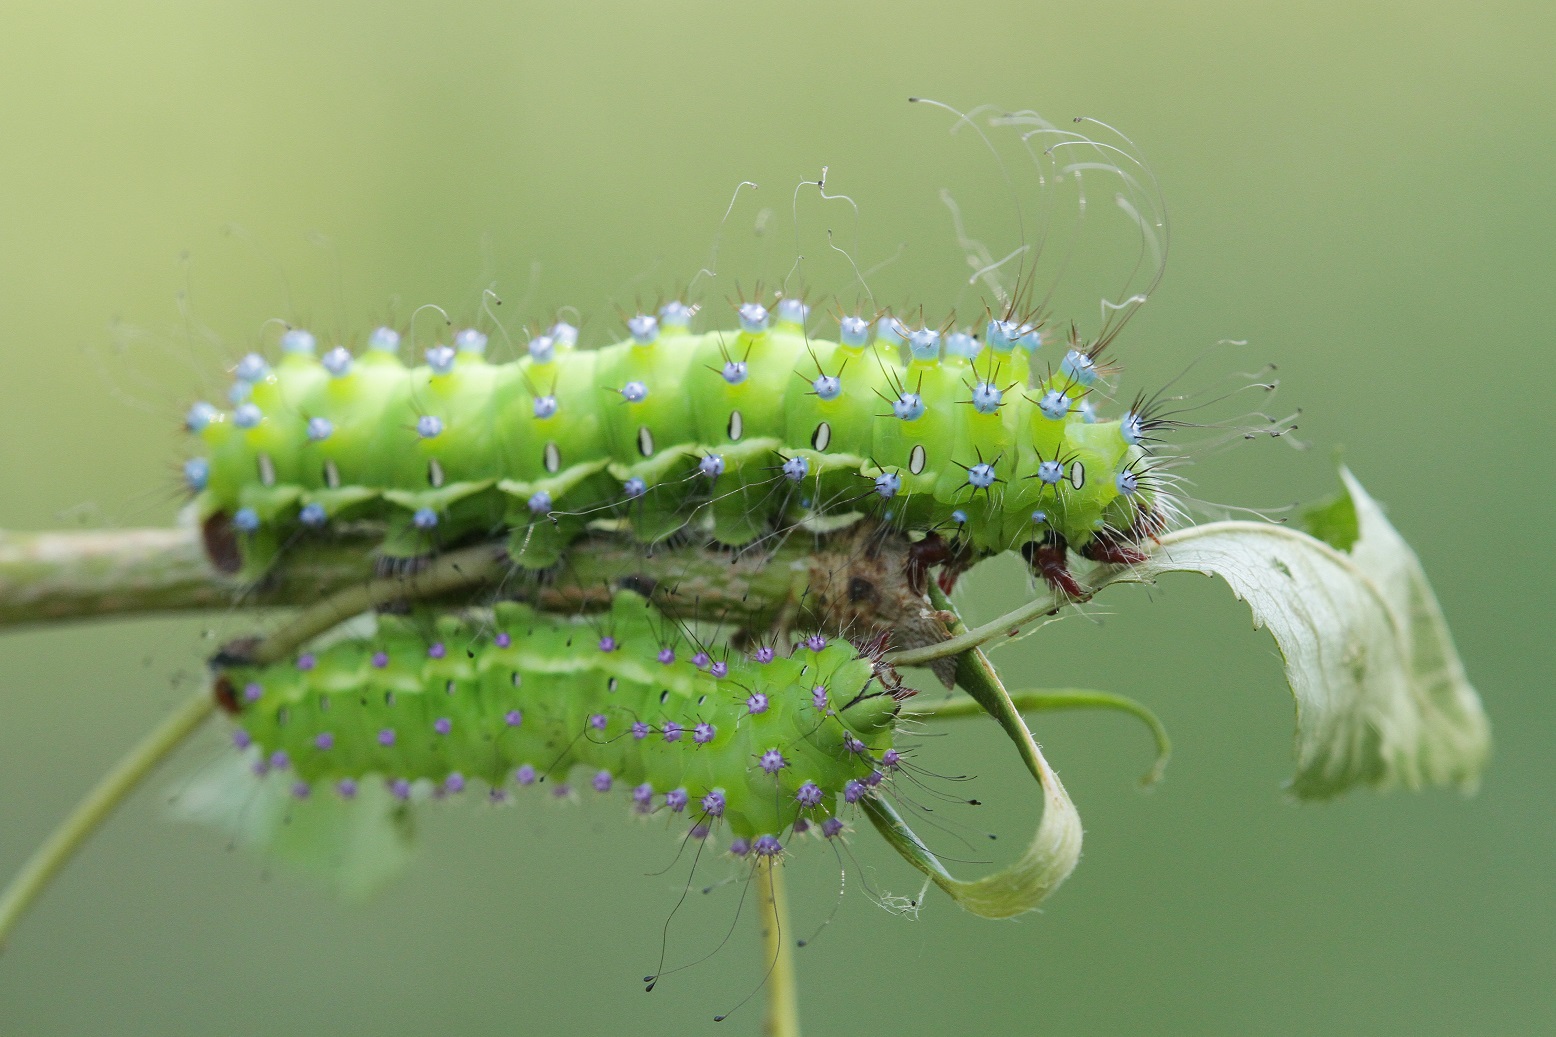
[1022,533,1085,599]
[1080,529,1150,566]
[905,533,952,597]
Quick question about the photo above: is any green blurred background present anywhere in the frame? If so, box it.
[1,1,1551,1034]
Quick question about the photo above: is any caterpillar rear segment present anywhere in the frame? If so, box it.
[213,592,906,853]
[185,305,1166,595]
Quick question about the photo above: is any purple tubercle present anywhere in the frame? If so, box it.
[427,642,447,660]
[811,685,829,711]
[388,778,412,801]
[371,651,389,669]
[434,717,452,735]
[551,783,572,799]
[754,646,776,664]
[729,838,751,857]
[250,759,270,777]
[494,631,512,649]
[795,781,824,807]
[882,748,902,769]
[701,789,726,817]
[632,782,654,810]
[693,722,716,745]
[663,721,683,743]
[444,773,466,794]
[803,634,827,652]
[314,732,335,751]
[753,835,783,857]
[792,817,811,834]
[336,778,359,799]
[378,728,397,747]
[657,646,676,665]
[692,650,711,669]
[592,770,614,793]
[504,709,523,727]
[631,721,650,740]
[758,748,787,774]
[290,781,311,800]
[690,824,711,840]
[589,713,608,731]
[822,817,845,839]
[844,779,866,804]
[865,770,885,787]
[515,764,538,786]
[268,750,290,771]
[243,682,263,702]
[488,787,509,805]
[710,660,729,679]
[665,788,689,812]
[598,635,618,653]
[746,692,769,715]
[296,653,316,671]
[231,729,252,750]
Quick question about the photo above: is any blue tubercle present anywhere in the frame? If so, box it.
[775,298,808,326]
[234,353,269,383]
[838,315,870,348]
[1037,390,1071,420]
[971,382,1002,414]
[737,302,770,334]
[893,392,926,421]
[368,327,400,352]
[527,335,556,363]
[627,314,659,346]
[454,329,487,354]
[185,401,218,432]
[183,457,210,492]
[425,346,456,375]
[1060,349,1098,386]
[658,301,693,329]
[280,329,316,355]
[233,403,263,429]
[321,346,352,377]
[908,328,940,361]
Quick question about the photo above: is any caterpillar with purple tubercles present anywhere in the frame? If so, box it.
[212,591,910,855]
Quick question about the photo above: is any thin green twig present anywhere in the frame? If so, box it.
[756,856,800,1037]
[0,689,214,950]
[912,688,1172,786]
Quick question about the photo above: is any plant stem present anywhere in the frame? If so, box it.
[0,689,214,950]
[757,856,800,1037]
[914,688,1172,786]
[0,523,935,644]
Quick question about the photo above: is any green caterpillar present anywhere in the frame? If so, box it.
[213,591,904,850]
[184,301,1166,596]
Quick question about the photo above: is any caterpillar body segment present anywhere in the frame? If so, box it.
[189,314,1163,589]
[213,592,903,847]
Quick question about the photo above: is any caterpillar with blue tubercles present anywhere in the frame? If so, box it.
[212,590,908,857]
[183,297,1172,600]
